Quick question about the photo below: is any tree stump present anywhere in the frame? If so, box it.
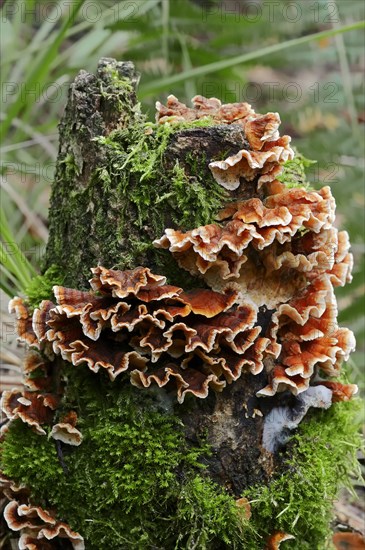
[1,58,361,550]
[44,57,275,496]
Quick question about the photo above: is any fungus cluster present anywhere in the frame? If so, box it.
[3,490,84,550]
[3,96,356,419]
[0,472,84,549]
[1,95,359,548]
[155,187,355,397]
[6,266,270,406]
[156,94,294,189]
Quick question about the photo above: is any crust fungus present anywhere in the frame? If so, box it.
[262,385,333,452]
[0,390,59,435]
[7,97,355,411]
[4,500,84,550]
[0,349,82,445]
[154,185,338,288]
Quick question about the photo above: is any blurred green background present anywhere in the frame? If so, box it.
[1,0,364,393]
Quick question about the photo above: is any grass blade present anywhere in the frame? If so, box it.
[139,21,365,97]
[0,207,37,291]
[0,0,85,143]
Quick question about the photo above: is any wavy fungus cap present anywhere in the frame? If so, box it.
[11,268,272,404]
[156,94,294,190]
[4,500,84,550]
[50,411,83,446]
[0,390,59,435]
[153,181,355,398]
[155,94,255,125]
[10,252,355,405]
[8,297,38,348]
[266,531,295,549]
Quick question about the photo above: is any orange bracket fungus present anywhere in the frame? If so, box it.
[156,94,294,190]
[266,531,295,549]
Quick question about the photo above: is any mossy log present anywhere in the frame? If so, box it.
[2,59,361,550]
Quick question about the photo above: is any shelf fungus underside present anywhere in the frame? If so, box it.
[1,95,359,549]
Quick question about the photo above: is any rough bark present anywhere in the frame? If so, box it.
[45,58,140,288]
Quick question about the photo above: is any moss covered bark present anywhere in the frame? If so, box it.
[44,58,250,289]
[2,59,362,550]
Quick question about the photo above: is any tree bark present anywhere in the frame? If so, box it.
[45,58,140,288]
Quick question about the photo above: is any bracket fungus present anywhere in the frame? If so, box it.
[1,390,59,436]
[153,141,355,399]
[1,463,84,549]
[266,531,295,549]
[156,94,294,190]
[50,411,83,447]
[3,500,84,550]
[7,267,270,404]
[1,89,360,549]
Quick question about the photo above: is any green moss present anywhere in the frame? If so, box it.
[98,118,226,234]
[1,367,249,549]
[101,66,134,94]
[173,475,251,549]
[1,421,63,500]
[167,160,226,229]
[278,150,316,190]
[242,399,363,549]
[1,365,362,549]
[88,119,227,284]
[99,65,137,118]
[59,153,81,180]
[24,264,64,309]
